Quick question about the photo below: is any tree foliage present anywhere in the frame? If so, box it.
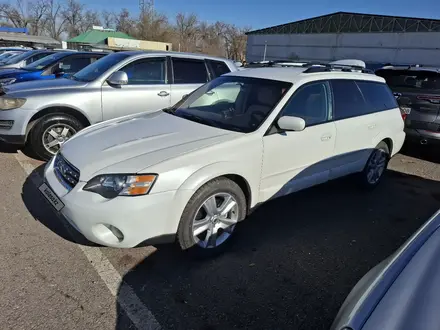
[0,0,249,60]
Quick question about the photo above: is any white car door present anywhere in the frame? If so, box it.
[102,57,171,120]
[260,81,337,202]
[329,79,380,180]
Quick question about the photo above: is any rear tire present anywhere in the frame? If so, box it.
[177,177,247,258]
[358,141,390,189]
[28,113,84,161]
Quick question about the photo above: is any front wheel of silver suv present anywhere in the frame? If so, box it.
[28,113,84,161]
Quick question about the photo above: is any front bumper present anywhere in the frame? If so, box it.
[43,157,193,248]
[0,108,37,144]
[405,127,440,146]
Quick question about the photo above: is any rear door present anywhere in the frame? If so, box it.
[376,69,440,130]
[169,57,216,106]
[329,79,375,178]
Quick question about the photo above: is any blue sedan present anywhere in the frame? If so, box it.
[0,51,108,86]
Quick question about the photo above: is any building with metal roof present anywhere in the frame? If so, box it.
[0,27,60,47]
[66,27,135,50]
[246,12,440,66]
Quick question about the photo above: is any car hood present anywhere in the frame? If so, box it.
[3,78,86,94]
[61,111,240,180]
[0,68,27,78]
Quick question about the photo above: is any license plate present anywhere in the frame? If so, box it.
[39,183,64,212]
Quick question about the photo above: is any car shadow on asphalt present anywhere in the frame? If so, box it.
[0,141,42,160]
[401,143,440,164]
[115,170,440,330]
[21,163,95,247]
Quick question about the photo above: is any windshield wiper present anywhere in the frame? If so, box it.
[178,112,219,128]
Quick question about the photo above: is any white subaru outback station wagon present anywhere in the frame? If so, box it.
[41,65,405,256]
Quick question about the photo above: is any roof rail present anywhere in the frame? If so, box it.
[302,62,374,74]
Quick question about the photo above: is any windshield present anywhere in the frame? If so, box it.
[377,69,440,91]
[3,50,36,64]
[22,52,68,71]
[0,52,21,61]
[168,76,292,133]
[72,53,130,82]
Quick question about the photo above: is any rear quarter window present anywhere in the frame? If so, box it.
[356,81,398,113]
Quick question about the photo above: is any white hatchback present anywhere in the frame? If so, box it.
[41,65,405,256]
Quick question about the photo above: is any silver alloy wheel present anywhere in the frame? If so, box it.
[42,124,76,155]
[192,193,239,249]
[366,149,387,185]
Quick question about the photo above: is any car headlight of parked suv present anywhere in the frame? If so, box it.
[83,174,158,199]
[0,96,26,110]
[0,78,16,86]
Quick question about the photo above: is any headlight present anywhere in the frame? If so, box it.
[0,96,26,110]
[83,174,157,199]
[0,78,16,86]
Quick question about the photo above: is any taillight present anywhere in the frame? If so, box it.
[400,106,411,121]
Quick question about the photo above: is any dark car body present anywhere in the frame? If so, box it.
[332,209,440,330]
[376,66,440,146]
[0,51,107,86]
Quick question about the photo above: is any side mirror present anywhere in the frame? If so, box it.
[107,71,128,86]
[277,116,306,132]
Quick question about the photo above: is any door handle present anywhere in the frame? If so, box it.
[206,91,215,96]
[321,134,332,141]
[368,124,376,129]
[157,91,169,97]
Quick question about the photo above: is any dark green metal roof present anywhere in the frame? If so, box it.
[247,12,440,35]
[67,30,134,44]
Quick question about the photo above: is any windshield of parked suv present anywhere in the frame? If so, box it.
[22,52,69,71]
[166,76,292,133]
[72,53,130,82]
[377,69,440,91]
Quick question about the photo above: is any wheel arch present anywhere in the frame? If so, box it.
[178,163,257,213]
[26,106,91,140]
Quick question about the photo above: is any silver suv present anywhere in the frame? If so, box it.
[0,51,238,160]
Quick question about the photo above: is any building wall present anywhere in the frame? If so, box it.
[107,37,172,51]
[246,32,440,65]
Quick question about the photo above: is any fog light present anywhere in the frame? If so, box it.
[107,225,124,241]
[0,120,13,129]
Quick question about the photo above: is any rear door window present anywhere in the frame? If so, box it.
[172,58,208,84]
[208,60,231,78]
[376,69,440,93]
[331,80,368,120]
[356,81,398,113]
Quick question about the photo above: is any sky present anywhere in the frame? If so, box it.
[89,0,440,30]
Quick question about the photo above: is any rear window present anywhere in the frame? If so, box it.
[376,69,440,91]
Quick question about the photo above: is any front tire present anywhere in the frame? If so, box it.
[177,177,247,257]
[359,141,390,189]
[28,113,84,161]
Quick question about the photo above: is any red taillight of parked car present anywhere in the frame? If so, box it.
[400,106,411,121]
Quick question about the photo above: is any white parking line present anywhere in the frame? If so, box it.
[14,152,162,330]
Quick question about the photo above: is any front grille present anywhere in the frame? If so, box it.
[54,153,80,190]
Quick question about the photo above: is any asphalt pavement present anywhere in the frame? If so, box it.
[1,142,439,330]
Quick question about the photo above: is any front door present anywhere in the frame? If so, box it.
[102,57,171,121]
[260,81,336,202]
